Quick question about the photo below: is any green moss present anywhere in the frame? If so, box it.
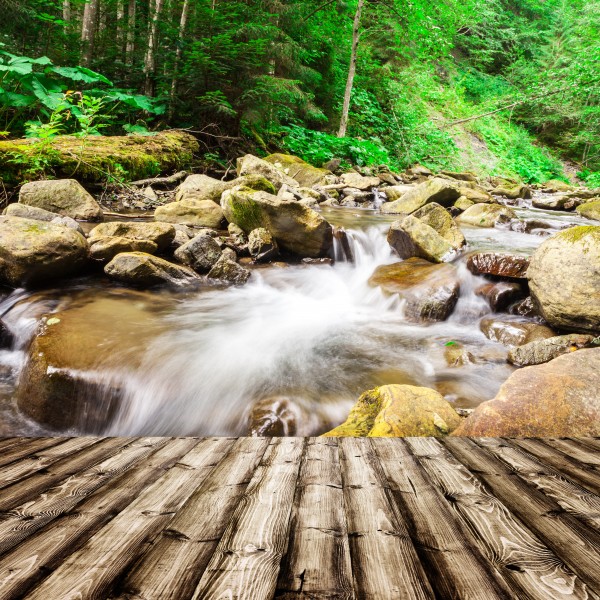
[559,225,600,245]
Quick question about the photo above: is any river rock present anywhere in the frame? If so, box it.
[456,203,516,227]
[475,282,525,312]
[340,172,381,190]
[0,320,13,348]
[248,228,279,262]
[89,221,176,251]
[527,226,600,332]
[382,177,461,214]
[155,198,225,229]
[19,179,103,221]
[441,170,477,182]
[387,215,455,263]
[104,252,200,287]
[453,348,600,436]
[221,186,333,258]
[412,202,466,250]
[508,334,597,367]
[207,254,251,285]
[576,201,600,221]
[542,179,574,193]
[0,216,88,287]
[237,154,298,190]
[383,185,414,202]
[458,186,492,203]
[323,384,461,437]
[174,232,222,272]
[480,316,556,346]
[467,252,530,279]
[264,153,333,187]
[509,296,540,318]
[175,173,275,204]
[89,236,158,261]
[4,203,83,233]
[454,196,474,211]
[369,259,460,321]
[492,183,531,199]
[532,195,573,210]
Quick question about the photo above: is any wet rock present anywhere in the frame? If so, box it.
[174,232,222,272]
[264,153,333,187]
[302,257,333,265]
[382,177,461,214]
[237,154,298,190]
[467,252,530,279]
[509,296,540,318]
[527,225,600,333]
[323,384,461,437]
[492,183,531,199]
[412,202,466,250]
[247,396,303,436]
[508,334,598,367]
[0,216,88,287]
[88,221,176,251]
[18,179,104,221]
[532,195,574,210]
[221,186,333,258]
[369,259,460,322]
[105,252,200,287]
[248,227,279,262]
[207,254,251,285]
[387,215,455,263]
[475,282,526,312]
[456,203,516,227]
[509,219,564,235]
[443,342,476,367]
[333,227,354,263]
[154,198,225,229]
[89,236,158,262]
[453,348,600,436]
[480,316,556,347]
[0,319,13,348]
[577,201,600,221]
[340,172,381,190]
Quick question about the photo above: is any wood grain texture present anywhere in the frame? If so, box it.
[114,436,271,600]
[339,437,434,600]
[0,438,65,469]
[191,437,305,600]
[23,438,234,600]
[0,437,199,600]
[371,438,514,600]
[276,437,354,600]
[442,437,600,597]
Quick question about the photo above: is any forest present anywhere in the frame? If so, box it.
[0,0,599,184]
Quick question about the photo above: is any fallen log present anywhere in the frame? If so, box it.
[0,130,198,185]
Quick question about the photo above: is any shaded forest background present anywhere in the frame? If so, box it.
[0,0,598,184]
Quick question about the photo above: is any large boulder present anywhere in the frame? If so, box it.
[458,186,492,203]
[480,316,555,347]
[456,203,516,227]
[154,198,225,229]
[19,179,103,221]
[174,232,222,272]
[264,154,333,187]
[576,201,600,221]
[4,203,83,233]
[412,202,466,250]
[508,334,597,367]
[174,173,276,204]
[237,154,298,190]
[340,172,381,190]
[453,348,600,436]
[527,226,600,332]
[382,177,461,214]
[387,215,455,263]
[492,183,531,200]
[323,385,461,437]
[89,237,158,262]
[104,252,200,287]
[475,282,525,312]
[369,259,460,321]
[88,221,175,251]
[221,187,333,258]
[467,252,530,279]
[0,216,88,287]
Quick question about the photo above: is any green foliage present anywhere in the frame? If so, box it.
[578,170,600,189]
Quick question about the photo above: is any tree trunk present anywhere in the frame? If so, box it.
[337,0,364,138]
[62,0,71,38]
[144,0,164,96]
[116,0,125,58]
[168,0,190,117]
[125,0,136,67]
[81,0,99,65]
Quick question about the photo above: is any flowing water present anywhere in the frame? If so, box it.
[0,193,590,436]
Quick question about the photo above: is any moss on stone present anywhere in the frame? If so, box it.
[558,225,600,245]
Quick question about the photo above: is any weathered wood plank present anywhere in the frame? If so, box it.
[0,438,30,454]
[191,437,305,600]
[372,438,514,599]
[339,437,434,600]
[0,437,101,490]
[276,437,354,600]
[0,437,133,511]
[476,438,600,530]
[442,437,600,597]
[113,436,270,600]
[23,437,234,600]
[0,438,65,469]
[0,437,199,600]
[543,439,600,467]
[0,438,169,556]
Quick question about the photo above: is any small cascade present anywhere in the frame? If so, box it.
[372,187,385,210]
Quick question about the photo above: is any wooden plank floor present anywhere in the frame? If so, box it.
[0,437,598,599]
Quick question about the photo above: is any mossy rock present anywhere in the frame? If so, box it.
[576,201,600,222]
[323,384,461,437]
[0,130,198,184]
